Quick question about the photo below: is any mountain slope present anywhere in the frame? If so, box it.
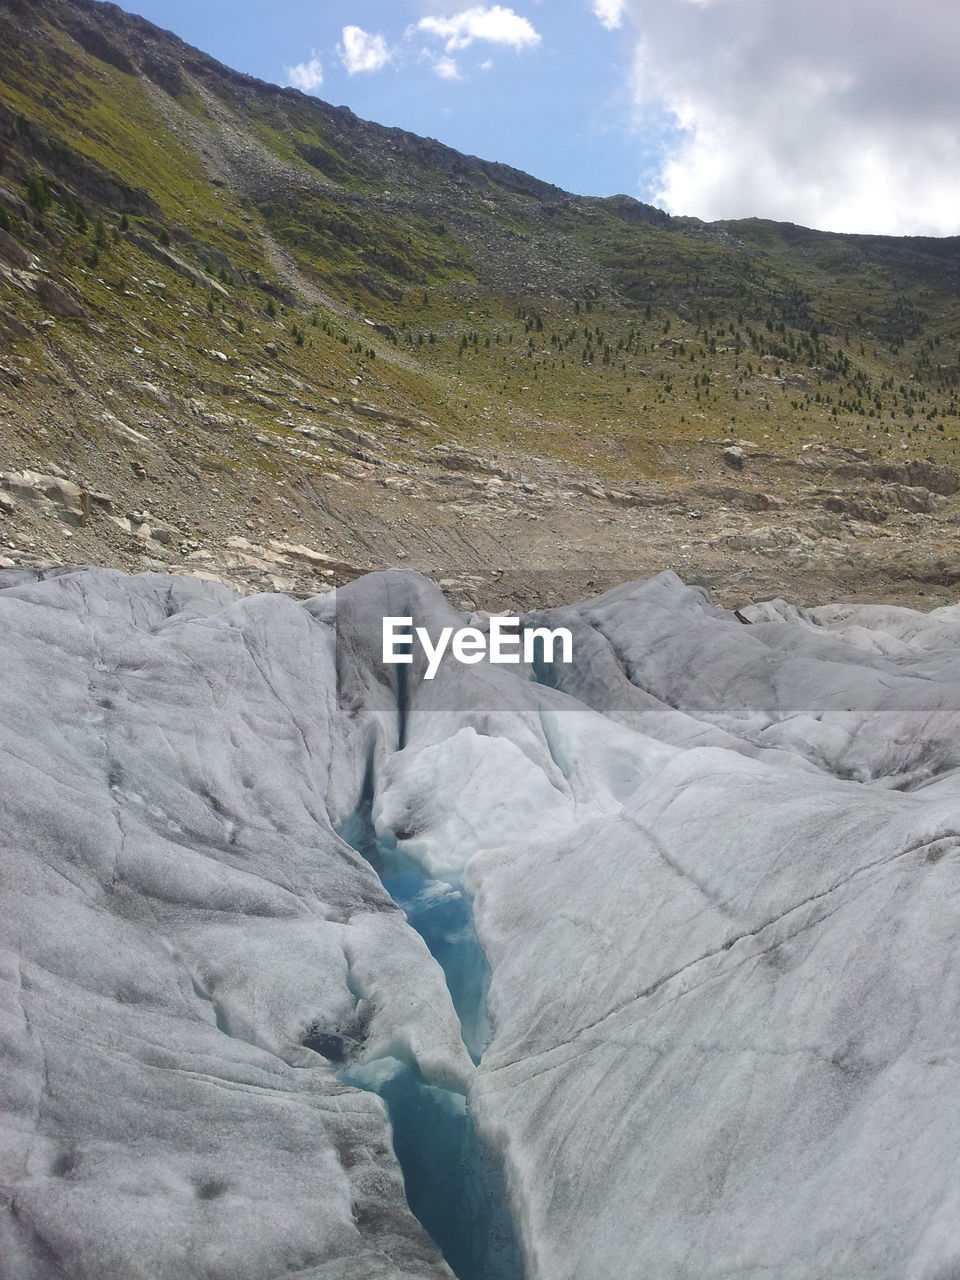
[1,0,958,608]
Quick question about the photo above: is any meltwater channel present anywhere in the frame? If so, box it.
[336,795,524,1280]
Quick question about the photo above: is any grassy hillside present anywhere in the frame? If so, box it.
[3,0,959,464]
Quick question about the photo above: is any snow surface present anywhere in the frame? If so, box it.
[1,565,958,1279]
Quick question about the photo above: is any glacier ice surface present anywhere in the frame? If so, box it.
[1,565,959,1279]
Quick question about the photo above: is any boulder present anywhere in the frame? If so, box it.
[833,458,959,496]
[0,470,90,525]
[0,228,30,270]
[881,484,940,514]
[269,541,360,576]
[824,494,887,524]
[905,460,959,496]
[35,278,85,319]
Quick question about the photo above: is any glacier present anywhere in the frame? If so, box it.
[1,564,959,1279]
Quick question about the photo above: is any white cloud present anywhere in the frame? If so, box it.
[591,0,626,29]
[479,58,494,71]
[339,25,391,75]
[418,5,540,54]
[434,55,462,79]
[285,54,323,93]
[620,0,960,235]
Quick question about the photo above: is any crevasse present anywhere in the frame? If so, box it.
[336,775,524,1280]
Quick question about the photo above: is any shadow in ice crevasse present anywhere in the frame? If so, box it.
[337,794,492,1064]
[382,868,492,1065]
[336,785,524,1280]
[341,1058,523,1280]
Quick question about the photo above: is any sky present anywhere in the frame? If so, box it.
[121,0,960,237]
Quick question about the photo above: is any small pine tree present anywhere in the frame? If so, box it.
[26,173,51,214]
[158,227,171,247]
[266,298,277,318]
[0,206,11,234]
[119,213,129,232]
[94,216,108,250]
[74,205,88,234]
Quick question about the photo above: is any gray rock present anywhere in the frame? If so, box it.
[143,516,179,545]
[35,278,86,319]
[881,483,940,513]
[824,493,887,523]
[0,227,31,270]
[0,470,90,525]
